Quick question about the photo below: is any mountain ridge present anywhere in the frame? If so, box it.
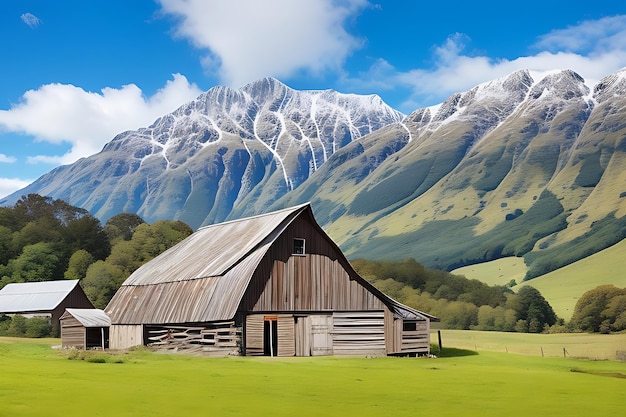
[3,69,626,278]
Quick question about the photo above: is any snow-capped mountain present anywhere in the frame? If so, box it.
[276,68,626,276]
[3,78,403,227]
[3,69,626,278]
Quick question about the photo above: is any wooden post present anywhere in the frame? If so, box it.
[269,322,274,357]
[437,330,442,353]
[540,347,544,357]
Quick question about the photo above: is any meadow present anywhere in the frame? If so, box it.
[1,334,625,417]
[451,240,626,319]
[436,329,626,360]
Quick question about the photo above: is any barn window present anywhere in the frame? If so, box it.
[403,321,417,332]
[293,238,305,255]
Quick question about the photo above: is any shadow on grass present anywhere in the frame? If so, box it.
[433,347,479,357]
[570,368,626,379]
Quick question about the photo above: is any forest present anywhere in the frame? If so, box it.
[0,194,622,337]
[0,194,192,336]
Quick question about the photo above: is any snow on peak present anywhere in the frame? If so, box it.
[593,67,626,103]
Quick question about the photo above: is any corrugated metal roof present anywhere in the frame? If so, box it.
[62,308,111,327]
[106,205,304,323]
[106,203,435,324]
[0,280,80,313]
[123,203,308,285]
[107,242,272,324]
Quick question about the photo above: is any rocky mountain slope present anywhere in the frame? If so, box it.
[4,69,626,278]
[277,69,626,277]
[3,77,402,228]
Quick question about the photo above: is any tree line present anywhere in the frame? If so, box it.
[353,258,626,334]
[0,195,621,337]
[352,258,559,333]
[0,194,192,337]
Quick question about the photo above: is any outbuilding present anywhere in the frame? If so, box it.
[0,280,95,335]
[106,203,435,356]
[60,308,111,349]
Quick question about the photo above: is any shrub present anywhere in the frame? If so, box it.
[570,285,626,332]
[0,315,52,338]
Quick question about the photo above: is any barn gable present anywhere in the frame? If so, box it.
[106,204,434,355]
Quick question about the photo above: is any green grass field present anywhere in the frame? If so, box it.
[436,329,626,360]
[450,240,626,319]
[1,335,625,417]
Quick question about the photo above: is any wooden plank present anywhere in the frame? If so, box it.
[294,317,310,356]
[331,311,385,355]
[245,315,264,356]
[277,315,295,357]
[144,323,242,355]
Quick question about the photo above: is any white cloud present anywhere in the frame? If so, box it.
[534,15,626,54]
[0,178,33,199]
[21,13,42,28]
[346,15,626,111]
[0,74,202,166]
[0,154,16,163]
[157,0,368,87]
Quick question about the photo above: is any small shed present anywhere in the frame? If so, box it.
[0,280,94,335]
[60,309,111,349]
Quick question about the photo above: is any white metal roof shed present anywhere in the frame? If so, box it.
[62,308,111,327]
[0,280,83,313]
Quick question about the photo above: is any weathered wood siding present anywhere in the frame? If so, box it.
[245,315,264,356]
[277,315,295,356]
[385,309,430,355]
[385,308,397,354]
[110,325,143,349]
[245,312,387,357]
[332,311,385,356]
[242,215,385,313]
[295,316,311,356]
[400,320,430,354]
[145,322,240,356]
[61,316,85,349]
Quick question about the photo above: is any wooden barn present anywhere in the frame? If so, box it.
[105,204,435,356]
[60,309,111,349]
[0,280,95,335]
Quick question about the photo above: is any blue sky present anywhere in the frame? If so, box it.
[1,0,626,198]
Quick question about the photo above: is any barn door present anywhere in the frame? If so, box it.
[309,315,333,356]
[263,316,278,356]
[246,314,295,357]
[245,315,264,355]
[295,316,311,356]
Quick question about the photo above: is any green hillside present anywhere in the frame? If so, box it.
[450,239,626,320]
[452,256,526,286]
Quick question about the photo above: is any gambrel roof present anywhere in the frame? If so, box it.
[0,280,85,313]
[106,203,434,325]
